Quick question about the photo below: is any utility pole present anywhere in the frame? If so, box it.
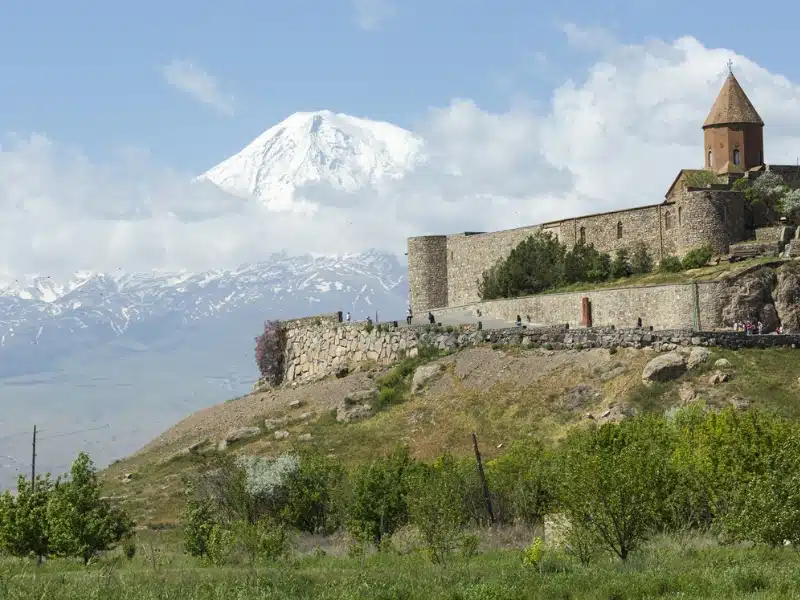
[471,432,495,525]
[31,425,36,493]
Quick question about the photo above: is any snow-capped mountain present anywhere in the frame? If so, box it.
[199,110,424,210]
[0,110,421,487]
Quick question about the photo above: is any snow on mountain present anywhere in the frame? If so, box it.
[198,110,425,210]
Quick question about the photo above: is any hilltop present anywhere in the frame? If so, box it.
[102,340,800,527]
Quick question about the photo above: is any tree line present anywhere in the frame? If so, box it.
[182,404,800,566]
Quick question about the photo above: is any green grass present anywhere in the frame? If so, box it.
[3,535,800,599]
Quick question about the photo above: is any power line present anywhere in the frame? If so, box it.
[37,424,110,441]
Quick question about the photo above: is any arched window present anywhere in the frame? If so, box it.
[664,211,672,230]
[579,226,586,243]
[678,206,683,226]
[733,149,741,165]
[708,150,712,167]
[723,205,728,224]
[616,221,623,239]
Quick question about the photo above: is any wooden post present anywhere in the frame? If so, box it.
[471,432,495,525]
[580,297,592,327]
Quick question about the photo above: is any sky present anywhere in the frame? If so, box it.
[2,0,800,278]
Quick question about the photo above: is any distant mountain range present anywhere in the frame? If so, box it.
[0,110,420,487]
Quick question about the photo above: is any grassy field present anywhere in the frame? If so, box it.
[3,533,800,599]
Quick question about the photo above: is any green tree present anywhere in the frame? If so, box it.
[0,474,53,559]
[487,439,554,527]
[556,416,678,560]
[46,452,133,564]
[564,241,609,284]
[681,245,713,270]
[407,455,466,565]
[182,498,216,558]
[346,446,418,546]
[610,248,630,279]
[478,231,566,299]
[280,450,345,534]
[629,241,653,275]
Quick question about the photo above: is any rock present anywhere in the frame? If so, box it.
[217,440,228,451]
[600,365,628,382]
[600,409,611,419]
[274,430,290,440]
[122,473,133,482]
[411,364,442,393]
[337,403,373,424]
[714,358,732,369]
[720,268,777,329]
[224,426,261,444]
[562,385,603,411]
[342,389,376,405]
[642,352,687,385]
[187,439,210,453]
[774,263,800,333]
[687,347,710,370]
[729,395,751,410]
[297,411,315,421]
[264,417,288,431]
[298,433,313,442]
[679,382,697,404]
[288,400,303,409]
[709,370,730,385]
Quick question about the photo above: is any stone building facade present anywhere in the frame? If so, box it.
[408,70,800,313]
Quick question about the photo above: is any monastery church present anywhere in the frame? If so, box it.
[407,67,800,314]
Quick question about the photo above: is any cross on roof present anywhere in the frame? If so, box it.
[727,59,733,74]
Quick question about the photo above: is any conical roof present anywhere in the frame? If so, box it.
[703,72,763,128]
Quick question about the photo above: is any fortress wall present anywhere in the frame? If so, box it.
[558,205,667,260]
[675,189,745,255]
[767,165,800,188]
[445,225,541,307]
[432,281,728,331]
[408,235,449,313]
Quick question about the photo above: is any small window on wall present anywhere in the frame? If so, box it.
[664,211,672,230]
[708,150,712,167]
[678,206,682,226]
[450,251,454,260]
[723,205,728,224]
[616,221,623,239]
[579,226,586,243]
[733,149,741,165]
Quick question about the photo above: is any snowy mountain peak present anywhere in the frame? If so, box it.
[199,110,424,211]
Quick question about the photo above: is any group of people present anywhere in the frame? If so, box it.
[733,320,775,335]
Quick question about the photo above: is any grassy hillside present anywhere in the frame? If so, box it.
[102,343,800,527]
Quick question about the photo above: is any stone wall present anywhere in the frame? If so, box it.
[282,321,420,384]
[431,282,712,331]
[273,316,800,386]
[675,188,745,255]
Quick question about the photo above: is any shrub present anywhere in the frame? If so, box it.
[629,241,653,275]
[183,499,216,558]
[659,256,683,273]
[522,537,544,567]
[407,455,467,565]
[0,474,53,559]
[564,241,611,284]
[280,450,345,534]
[346,447,419,546]
[122,536,137,560]
[254,320,285,386]
[681,245,713,270]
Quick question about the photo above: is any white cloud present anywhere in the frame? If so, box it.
[352,0,395,31]
[161,60,235,116]
[4,27,800,281]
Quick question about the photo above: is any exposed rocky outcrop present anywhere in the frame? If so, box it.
[411,364,443,393]
[686,347,710,369]
[562,384,603,411]
[719,264,800,333]
[642,352,687,385]
[773,262,800,333]
[336,389,376,424]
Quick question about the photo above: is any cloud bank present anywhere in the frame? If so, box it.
[4,28,800,280]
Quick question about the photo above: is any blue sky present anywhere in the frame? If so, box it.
[3,0,798,174]
[3,1,800,278]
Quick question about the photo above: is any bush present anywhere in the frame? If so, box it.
[254,320,285,385]
[407,455,467,565]
[522,537,544,567]
[183,499,216,558]
[280,450,345,534]
[659,256,683,273]
[0,474,53,559]
[681,245,713,270]
[629,241,653,275]
[346,447,419,546]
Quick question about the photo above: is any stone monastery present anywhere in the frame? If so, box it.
[407,68,800,314]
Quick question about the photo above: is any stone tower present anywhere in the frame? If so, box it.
[703,67,764,174]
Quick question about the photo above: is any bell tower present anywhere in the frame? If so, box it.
[702,61,764,174]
